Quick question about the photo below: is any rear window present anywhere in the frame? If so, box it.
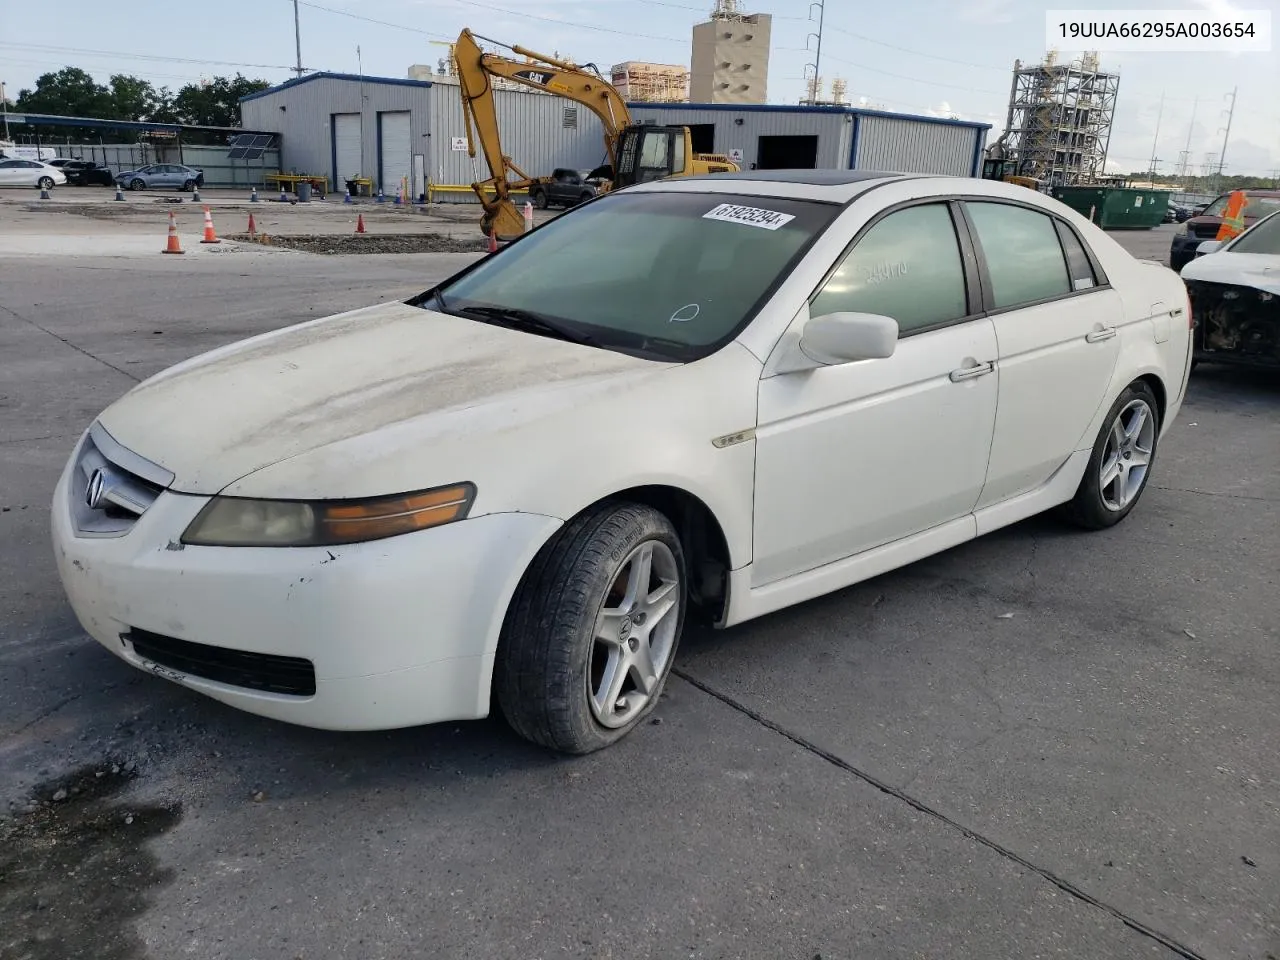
[434,191,840,361]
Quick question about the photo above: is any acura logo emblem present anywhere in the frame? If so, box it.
[85,468,108,510]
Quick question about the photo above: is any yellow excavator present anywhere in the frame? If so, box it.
[453,28,740,240]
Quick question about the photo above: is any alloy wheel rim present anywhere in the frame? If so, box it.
[587,540,681,729]
[1100,399,1155,511]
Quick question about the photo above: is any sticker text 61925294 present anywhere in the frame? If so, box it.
[703,203,797,231]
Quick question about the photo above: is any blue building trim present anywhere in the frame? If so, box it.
[848,113,861,169]
[239,72,433,104]
[628,100,992,132]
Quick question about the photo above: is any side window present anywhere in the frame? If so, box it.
[810,203,969,336]
[966,202,1071,308]
[671,131,686,174]
[1054,220,1099,290]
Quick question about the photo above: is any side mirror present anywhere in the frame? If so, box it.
[1196,240,1223,256]
[799,312,898,365]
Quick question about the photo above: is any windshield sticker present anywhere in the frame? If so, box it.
[703,203,796,230]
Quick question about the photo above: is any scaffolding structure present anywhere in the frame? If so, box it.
[998,50,1120,186]
[610,61,690,102]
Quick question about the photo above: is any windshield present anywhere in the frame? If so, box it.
[1228,212,1280,255]
[433,191,840,361]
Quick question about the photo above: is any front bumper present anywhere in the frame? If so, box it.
[1170,231,1217,264]
[50,450,561,731]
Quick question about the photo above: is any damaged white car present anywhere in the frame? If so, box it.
[1182,210,1280,369]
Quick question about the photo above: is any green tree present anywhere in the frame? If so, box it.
[108,74,171,122]
[172,74,270,127]
[15,67,113,118]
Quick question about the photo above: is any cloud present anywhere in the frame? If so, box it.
[956,0,1017,24]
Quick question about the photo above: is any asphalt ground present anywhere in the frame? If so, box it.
[1,207,1276,960]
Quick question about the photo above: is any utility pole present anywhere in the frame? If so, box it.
[803,1,825,104]
[1147,92,1164,182]
[1175,94,1197,178]
[292,0,305,76]
[1215,86,1236,193]
[1,81,9,141]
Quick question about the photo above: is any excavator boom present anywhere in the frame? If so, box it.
[454,28,632,239]
[453,28,739,241]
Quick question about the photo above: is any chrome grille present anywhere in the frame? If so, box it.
[68,423,173,537]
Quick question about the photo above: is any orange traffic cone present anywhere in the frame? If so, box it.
[162,211,184,255]
[200,205,221,244]
[355,213,366,234]
[246,212,257,236]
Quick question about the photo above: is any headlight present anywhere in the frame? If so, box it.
[181,483,476,547]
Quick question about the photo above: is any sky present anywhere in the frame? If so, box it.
[2,0,1278,175]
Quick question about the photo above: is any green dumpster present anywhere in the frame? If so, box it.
[1050,186,1168,230]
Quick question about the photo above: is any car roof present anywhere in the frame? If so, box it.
[624,169,931,203]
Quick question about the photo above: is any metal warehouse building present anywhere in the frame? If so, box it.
[239,73,990,201]
[628,103,990,177]
[239,72,607,200]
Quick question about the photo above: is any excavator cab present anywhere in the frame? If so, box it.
[981,158,1041,191]
[613,125,691,187]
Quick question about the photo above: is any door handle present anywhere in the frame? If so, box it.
[949,360,994,382]
[1086,326,1117,343]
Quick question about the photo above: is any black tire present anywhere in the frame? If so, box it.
[130,178,144,192]
[37,177,54,190]
[531,188,548,210]
[495,501,687,755]
[578,192,593,205]
[182,179,195,191]
[1060,381,1161,530]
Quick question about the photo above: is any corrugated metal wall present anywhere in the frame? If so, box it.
[241,76,432,193]
[427,82,607,202]
[854,115,982,177]
[626,106,850,170]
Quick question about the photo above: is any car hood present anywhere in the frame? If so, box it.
[96,300,667,495]
[1181,251,1280,295]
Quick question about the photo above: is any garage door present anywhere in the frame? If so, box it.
[333,113,362,184]
[379,112,411,198]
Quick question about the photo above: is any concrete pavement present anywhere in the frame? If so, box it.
[1,219,1276,960]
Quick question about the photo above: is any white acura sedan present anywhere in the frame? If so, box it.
[51,170,1193,754]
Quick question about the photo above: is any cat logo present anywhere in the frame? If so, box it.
[513,70,554,87]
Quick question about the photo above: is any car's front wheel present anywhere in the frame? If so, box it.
[1062,381,1160,530]
[182,179,196,191]
[37,176,54,190]
[531,188,548,210]
[495,502,687,754]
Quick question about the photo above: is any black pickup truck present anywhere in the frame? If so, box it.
[528,168,601,210]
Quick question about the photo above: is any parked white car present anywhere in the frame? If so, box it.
[1181,209,1280,370]
[50,171,1193,754]
[0,157,67,190]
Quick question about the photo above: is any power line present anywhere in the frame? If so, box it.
[293,0,454,40]
[445,0,687,42]
[0,41,295,72]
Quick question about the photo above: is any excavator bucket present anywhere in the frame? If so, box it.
[483,203,527,243]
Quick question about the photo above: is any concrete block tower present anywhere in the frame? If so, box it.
[691,0,771,104]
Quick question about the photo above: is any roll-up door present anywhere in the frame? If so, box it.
[333,113,362,185]
[379,112,411,197]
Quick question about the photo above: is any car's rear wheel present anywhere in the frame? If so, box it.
[495,502,687,755]
[1061,382,1160,530]
[37,176,54,190]
[130,178,144,191]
